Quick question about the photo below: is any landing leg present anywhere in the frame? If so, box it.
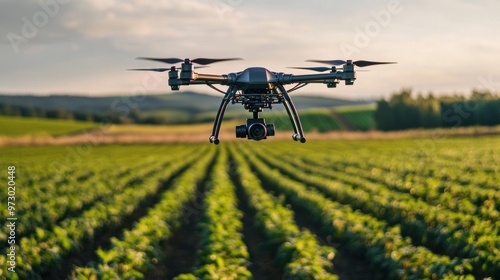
[277,85,306,143]
[210,86,236,144]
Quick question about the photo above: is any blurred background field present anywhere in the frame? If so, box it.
[0,116,97,137]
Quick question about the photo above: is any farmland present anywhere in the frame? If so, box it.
[1,136,499,279]
[0,116,98,137]
[334,105,376,131]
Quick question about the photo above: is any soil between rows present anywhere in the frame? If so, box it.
[231,164,283,280]
[245,161,381,280]
[43,162,193,279]
[144,181,206,279]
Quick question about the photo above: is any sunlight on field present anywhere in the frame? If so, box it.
[107,120,241,134]
[0,116,98,136]
[0,136,499,278]
[333,104,376,113]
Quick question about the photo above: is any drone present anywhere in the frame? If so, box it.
[130,57,395,144]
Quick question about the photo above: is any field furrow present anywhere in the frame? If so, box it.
[73,147,215,279]
[1,137,499,279]
[175,147,252,279]
[237,143,472,279]
[229,144,338,279]
[1,154,181,250]
[1,146,207,279]
[255,144,500,277]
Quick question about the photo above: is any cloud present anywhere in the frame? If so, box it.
[2,0,500,97]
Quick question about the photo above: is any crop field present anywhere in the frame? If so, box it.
[266,109,344,133]
[334,105,376,131]
[1,136,500,279]
[0,116,98,137]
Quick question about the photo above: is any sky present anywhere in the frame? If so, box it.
[1,0,500,99]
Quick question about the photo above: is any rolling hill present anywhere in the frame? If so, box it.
[0,92,373,114]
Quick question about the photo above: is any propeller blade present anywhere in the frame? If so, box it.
[136,57,184,64]
[288,66,333,72]
[128,66,209,72]
[306,59,397,68]
[136,57,242,65]
[305,59,346,66]
[191,57,243,65]
[353,60,397,67]
[128,68,171,72]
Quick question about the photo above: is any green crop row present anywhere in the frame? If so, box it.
[0,146,204,279]
[175,147,252,279]
[336,107,376,131]
[254,146,499,277]
[272,139,500,218]
[0,115,98,137]
[230,144,338,279]
[0,152,181,251]
[238,143,472,279]
[336,163,500,220]
[73,147,215,279]
[266,109,344,133]
[322,146,500,214]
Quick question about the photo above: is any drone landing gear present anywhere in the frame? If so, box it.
[209,85,306,144]
[292,133,306,143]
[210,86,237,145]
[277,85,306,143]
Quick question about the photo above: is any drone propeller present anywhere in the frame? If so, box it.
[288,66,370,73]
[306,59,396,67]
[288,66,334,72]
[128,66,209,72]
[128,68,170,72]
[136,57,243,65]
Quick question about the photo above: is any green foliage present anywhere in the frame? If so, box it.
[267,109,343,133]
[336,106,376,131]
[236,138,500,279]
[249,142,500,277]
[0,116,98,136]
[230,144,338,279]
[376,88,500,131]
[75,147,215,279]
[1,138,499,279]
[0,144,206,278]
[180,148,253,279]
[0,92,371,126]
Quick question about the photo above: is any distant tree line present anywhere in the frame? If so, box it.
[0,102,131,123]
[0,102,175,124]
[374,88,500,131]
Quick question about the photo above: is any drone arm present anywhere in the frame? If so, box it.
[194,73,228,83]
[189,80,219,85]
[282,72,355,84]
[168,73,228,89]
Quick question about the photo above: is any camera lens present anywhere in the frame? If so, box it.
[235,125,247,138]
[266,123,275,136]
[248,123,267,140]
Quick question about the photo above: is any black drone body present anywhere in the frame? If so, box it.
[130,57,395,144]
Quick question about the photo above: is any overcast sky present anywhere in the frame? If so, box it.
[1,0,500,99]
